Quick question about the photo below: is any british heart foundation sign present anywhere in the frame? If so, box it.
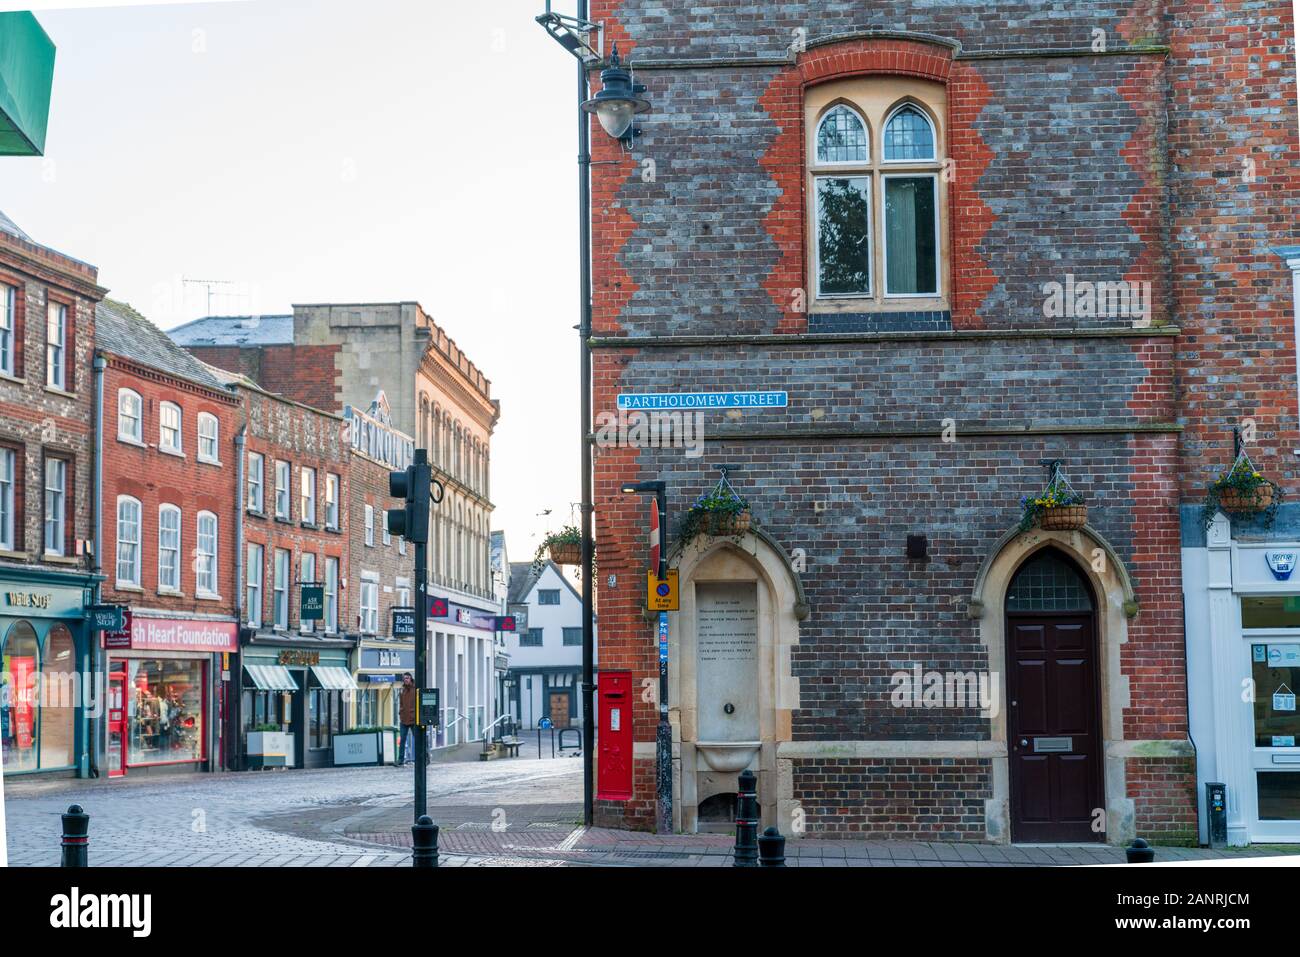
[111,616,238,654]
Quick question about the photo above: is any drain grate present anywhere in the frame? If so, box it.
[610,848,695,860]
[525,822,565,829]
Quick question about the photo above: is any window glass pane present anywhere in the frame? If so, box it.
[1006,551,1093,612]
[0,447,13,550]
[816,177,871,296]
[0,285,12,375]
[127,659,204,765]
[197,514,217,593]
[40,624,75,769]
[1242,596,1300,629]
[884,106,935,161]
[117,499,139,583]
[159,508,180,590]
[1252,645,1300,747]
[44,458,65,555]
[2,620,39,771]
[884,176,938,295]
[1258,772,1300,820]
[816,105,868,164]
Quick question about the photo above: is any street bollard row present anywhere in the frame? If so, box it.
[61,804,89,868]
[733,770,786,867]
[412,814,440,868]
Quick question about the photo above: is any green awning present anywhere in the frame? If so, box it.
[244,664,299,692]
[0,13,55,156]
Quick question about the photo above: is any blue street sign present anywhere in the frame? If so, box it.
[616,391,788,411]
[658,611,669,663]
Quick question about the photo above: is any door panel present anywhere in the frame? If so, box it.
[1008,614,1103,842]
[548,691,571,729]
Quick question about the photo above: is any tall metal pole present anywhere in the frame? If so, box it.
[414,449,430,822]
[577,0,595,829]
[654,488,671,833]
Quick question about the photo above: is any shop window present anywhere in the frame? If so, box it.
[40,624,75,769]
[127,658,205,765]
[309,687,340,750]
[1258,772,1300,820]
[1,620,39,772]
[1251,643,1300,747]
[1242,596,1300,630]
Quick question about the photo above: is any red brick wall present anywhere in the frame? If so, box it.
[1127,755,1198,845]
[99,360,240,619]
[187,344,343,414]
[349,450,412,638]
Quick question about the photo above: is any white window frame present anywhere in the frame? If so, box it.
[274,460,290,519]
[813,174,873,300]
[158,503,181,592]
[814,103,870,167]
[880,172,941,300]
[196,510,218,597]
[247,452,264,512]
[383,521,391,547]
[299,551,316,633]
[246,543,264,628]
[45,300,66,390]
[399,536,406,557]
[365,504,374,546]
[273,547,290,628]
[300,467,316,525]
[325,473,340,529]
[115,495,141,587]
[117,389,143,444]
[43,455,66,556]
[360,575,379,634]
[197,412,220,463]
[324,556,339,633]
[0,446,13,551]
[0,283,14,378]
[159,401,183,454]
[880,103,938,165]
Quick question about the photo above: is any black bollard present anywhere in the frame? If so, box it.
[758,825,786,867]
[61,804,89,868]
[733,769,759,867]
[412,814,440,868]
[1125,837,1155,864]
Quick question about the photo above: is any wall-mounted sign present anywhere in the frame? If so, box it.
[428,596,449,618]
[1274,736,1296,747]
[278,650,320,666]
[456,608,473,625]
[1274,687,1297,712]
[1267,551,1298,581]
[126,617,238,653]
[493,615,517,633]
[4,590,50,609]
[508,603,529,632]
[89,604,126,633]
[392,607,416,637]
[299,584,324,621]
[616,391,788,411]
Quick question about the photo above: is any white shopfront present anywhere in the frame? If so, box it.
[1186,513,1300,844]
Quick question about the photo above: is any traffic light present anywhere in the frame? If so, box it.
[387,455,431,544]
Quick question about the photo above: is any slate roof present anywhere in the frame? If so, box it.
[0,209,31,242]
[167,314,294,347]
[508,560,585,606]
[96,300,231,393]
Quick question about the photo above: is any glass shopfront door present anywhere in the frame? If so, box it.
[1249,640,1300,839]
[107,670,126,777]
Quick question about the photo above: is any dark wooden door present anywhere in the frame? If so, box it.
[1007,614,1103,842]
[548,691,571,729]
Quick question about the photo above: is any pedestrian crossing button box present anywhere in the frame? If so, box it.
[419,689,440,727]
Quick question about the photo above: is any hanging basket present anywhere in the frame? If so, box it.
[1039,504,1088,531]
[547,541,582,565]
[1218,484,1274,513]
[705,509,752,537]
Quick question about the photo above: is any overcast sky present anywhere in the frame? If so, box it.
[0,0,586,576]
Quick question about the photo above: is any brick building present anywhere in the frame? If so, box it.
[0,211,104,778]
[95,300,241,777]
[212,368,354,770]
[343,393,416,741]
[172,303,504,748]
[585,2,1298,844]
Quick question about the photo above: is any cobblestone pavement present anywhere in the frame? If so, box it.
[2,747,581,867]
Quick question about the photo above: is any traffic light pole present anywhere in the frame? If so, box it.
[414,497,428,822]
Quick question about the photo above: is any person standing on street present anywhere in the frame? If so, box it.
[397,673,418,767]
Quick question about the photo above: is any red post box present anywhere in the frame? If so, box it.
[596,671,633,801]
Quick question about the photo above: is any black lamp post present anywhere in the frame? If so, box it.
[621,480,671,833]
[536,3,652,829]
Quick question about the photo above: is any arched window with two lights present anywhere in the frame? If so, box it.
[808,85,946,307]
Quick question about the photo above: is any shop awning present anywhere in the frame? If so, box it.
[0,13,56,156]
[244,664,300,691]
[311,665,358,691]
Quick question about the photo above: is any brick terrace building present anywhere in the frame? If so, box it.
[0,211,104,778]
[586,1,1298,844]
[212,368,354,770]
[95,300,241,778]
[343,392,416,740]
